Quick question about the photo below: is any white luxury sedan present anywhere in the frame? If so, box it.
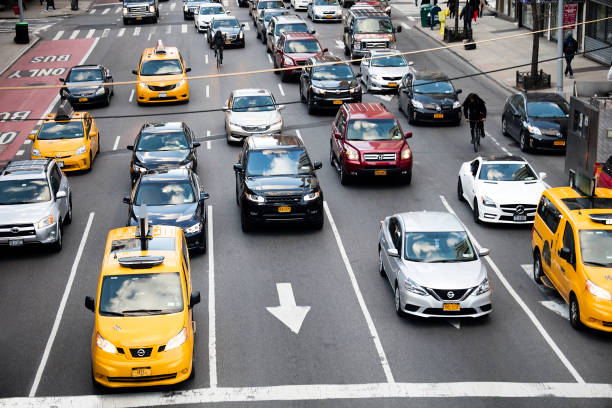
[224,89,284,143]
[457,155,547,224]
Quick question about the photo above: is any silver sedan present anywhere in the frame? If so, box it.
[224,89,284,143]
[360,49,414,92]
[378,211,492,318]
[307,0,342,22]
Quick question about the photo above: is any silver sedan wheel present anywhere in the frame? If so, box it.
[378,249,385,276]
[394,285,402,315]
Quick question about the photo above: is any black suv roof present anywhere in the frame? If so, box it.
[349,10,389,18]
[247,134,304,150]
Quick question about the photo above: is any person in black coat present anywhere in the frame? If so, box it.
[563,32,578,78]
[460,2,473,36]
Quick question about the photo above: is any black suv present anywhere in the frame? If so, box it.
[128,122,200,183]
[299,55,362,114]
[124,168,209,252]
[59,64,114,107]
[233,134,324,231]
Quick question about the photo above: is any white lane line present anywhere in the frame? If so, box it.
[117,27,125,37]
[102,28,110,38]
[328,51,334,56]
[69,30,79,39]
[148,31,153,41]
[267,54,273,64]
[134,26,141,36]
[207,205,217,388]
[16,150,24,156]
[205,54,209,64]
[296,129,302,140]
[439,195,585,384]
[323,201,395,383]
[112,135,120,151]
[89,8,96,14]
[182,24,187,33]
[129,89,134,103]
[277,83,285,97]
[170,2,176,10]
[206,85,210,98]
[206,140,211,149]
[102,7,109,14]
[408,15,416,21]
[400,22,411,30]
[114,6,120,13]
[86,29,95,38]
[28,212,95,397]
[166,25,172,34]
[52,30,64,40]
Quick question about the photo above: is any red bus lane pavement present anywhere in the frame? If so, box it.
[0,38,99,162]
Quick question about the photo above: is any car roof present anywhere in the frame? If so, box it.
[141,167,192,182]
[522,92,567,103]
[70,64,102,70]
[247,134,304,149]
[344,103,394,120]
[310,55,344,64]
[283,32,317,40]
[349,9,388,17]
[212,15,237,21]
[142,43,181,60]
[233,88,272,97]
[0,159,51,180]
[414,71,450,81]
[366,48,401,56]
[140,122,184,133]
[199,2,223,6]
[397,211,465,232]
[480,155,525,163]
[545,187,612,229]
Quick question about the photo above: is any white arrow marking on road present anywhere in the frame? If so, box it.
[447,319,460,329]
[267,54,273,64]
[540,300,569,320]
[335,39,344,49]
[374,94,393,102]
[266,283,310,334]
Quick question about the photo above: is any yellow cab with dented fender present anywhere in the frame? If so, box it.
[85,218,200,387]
[134,40,191,105]
[29,101,99,171]
[532,173,612,332]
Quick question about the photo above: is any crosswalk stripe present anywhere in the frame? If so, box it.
[408,16,416,21]
[86,29,95,38]
[53,30,64,40]
[114,6,120,13]
[89,9,96,14]
[166,25,172,34]
[118,27,125,37]
[170,2,176,10]
[134,26,141,36]
[69,30,79,39]
[102,28,110,38]
[182,24,187,33]
[400,22,411,30]
[102,7,109,14]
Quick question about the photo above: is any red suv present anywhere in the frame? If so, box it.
[274,32,327,82]
[330,103,413,185]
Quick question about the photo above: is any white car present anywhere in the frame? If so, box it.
[194,3,228,33]
[457,155,547,224]
[291,0,311,11]
[360,49,414,92]
[224,89,284,143]
[307,0,342,21]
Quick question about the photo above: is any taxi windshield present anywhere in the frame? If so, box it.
[0,179,51,205]
[354,17,392,33]
[140,59,183,76]
[285,40,321,53]
[135,181,195,205]
[246,148,312,176]
[478,163,537,181]
[371,54,407,67]
[99,273,184,316]
[136,131,189,151]
[579,230,612,267]
[67,68,103,82]
[276,23,309,35]
[232,95,276,112]
[404,231,476,262]
[346,119,402,141]
[212,18,239,28]
[37,121,84,140]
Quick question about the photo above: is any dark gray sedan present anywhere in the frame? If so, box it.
[59,64,114,108]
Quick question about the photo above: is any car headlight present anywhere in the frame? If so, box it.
[37,215,54,229]
[404,278,427,296]
[345,145,359,161]
[311,86,326,95]
[122,7,127,13]
[176,79,186,88]
[184,222,202,234]
[165,328,188,351]
[239,31,244,39]
[75,145,87,155]
[284,56,295,66]
[149,4,156,12]
[133,163,147,173]
[96,332,117,354]
[304,191,320,201]
[481,195,496,207]
[400,147,411,160]
[412,99,424,109]
[349,86,361,94]
[527,124,542,136]
[245,192,265,203]
[94,87,105,96]
[31,148,41,157]
[453,101,461,109]
[474,278,491,296]
[371,73,383,81]
[139,82,146,87]
[335,9,342,14]
[586,279,612,301]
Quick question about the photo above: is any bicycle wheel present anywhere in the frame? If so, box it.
[473,128,480,152]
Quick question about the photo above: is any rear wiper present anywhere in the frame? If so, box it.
[121,309,163,315]
[100,311,125,317]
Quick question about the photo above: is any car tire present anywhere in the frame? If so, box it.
[339,162,350,185]
[235,183,240,206]
[199,228,207,253]
[400,170,412,185]
[261,34,266,44]
[520,131,530,152]
[300,84,306,102]
[501,116,509,137]
[311,215,324,230]
[50,224,62,252]
[329,145,335,167]
[307,94,316,114]
[65,195,73,225]
[457,177,465,202]
[533,251,543,285]
[123,17,129,25]
[394,284,404,316]
[280,69,289,82]
[407,107,415,124]
[105,93,111,107]
[90,365,104,392]
[378,248,386,277]
[256,29,261,38]
[152,16,158,23]
[473,198,481,224]
[344,43,350,56]
[240,209,253,232]
[569,294,583,330]
[87,151,93,172]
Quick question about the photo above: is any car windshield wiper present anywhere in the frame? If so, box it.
[121,309,163,315]
[100,310,125,317]
[423,259,456,263]
[584,261,612,268]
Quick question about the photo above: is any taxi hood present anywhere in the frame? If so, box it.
[583,265,612,292]
[99,313,186,347]
[35,138,85,154]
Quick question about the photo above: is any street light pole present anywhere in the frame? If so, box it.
[17,0,24,22]
[557,0,564,93]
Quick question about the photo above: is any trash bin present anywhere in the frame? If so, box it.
[14,21,29,44]
[420,4,433,27]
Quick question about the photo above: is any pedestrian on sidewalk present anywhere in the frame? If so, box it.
[478,0,487,17]
[460,2,473,38]
[46,0,56,11]
[447,0,455,18]
[563,32,578,79]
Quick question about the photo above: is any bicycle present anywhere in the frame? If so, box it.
[214,45,222,69]
[467,118,485,152]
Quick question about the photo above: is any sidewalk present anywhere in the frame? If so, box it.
[397,3,608,94]
[0,0,94,19]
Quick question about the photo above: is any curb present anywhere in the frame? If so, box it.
[0,35,40,76]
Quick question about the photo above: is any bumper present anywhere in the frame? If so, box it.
[312,13,342,21]
[242,199,324,224]
[293,1,310,9]
[476,205,536,224]
[183,10,195,18]
[33,151,90,171]
[63,93,108,106]
[413,107,462,123]
[223,37,245,47]
[368,78,402,91]
[227,122,282,141]
[343,161,412,177]
[196,21,210,31]
[579,294,612,332]
[527,135,567,151]
[311,94,361,108]
[0,222,59,246]
[400,288,492,318]
[137,83,189,104]
[124,12,156,19]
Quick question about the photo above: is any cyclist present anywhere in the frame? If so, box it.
[462,93,487,144]
[212,29,226,65]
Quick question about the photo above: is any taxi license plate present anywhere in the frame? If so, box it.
[554,140,566,146]
[132,367,151,377]
[326,14,333,18]
[387,82,397,87]
[443,303,460,311]
[278,206,291,213]
[514,214,527,222]
[225,40,231,44]
[333,100,343,105]
[158,92,167,97]
[78,97,88,102]
[8,239,23,247]
[434,113,444,118]
[56,161,64,168]
[374,170,387,176]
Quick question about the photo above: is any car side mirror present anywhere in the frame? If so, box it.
[127,145,134,151]
[226,10,231,13]
[241,23,246,27]
[193,142,201,148]
[106,75,113,81]
[310,29,316,34]
[559,247,571,261]
[185,67,192,72]
[313,161,322,170]
[190,291,201,308]
[539,172,547,180]
[322,47,328,53]
[478,248,490,257]
[200,192,210,201]
[132,69,138,75]
[387,248,399,258]
[395,25,402,32]
[408,61,414,66]
[404,132,412,139]
[56,190,67,199]
[456,88,462,94]
[233,163,243,172]
[334,132,342,139]
[28,134,35,140]
[59,78,65,82]
[85,296,95,312]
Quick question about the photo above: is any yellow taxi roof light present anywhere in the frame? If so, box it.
[117,255,165,269]
[155,39,166,54]
[54,100,74,121]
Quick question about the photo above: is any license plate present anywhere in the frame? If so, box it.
[333,100,343,105]
[132,367,151,377]
[136,16,142,20]
[387,82,397,87]
[278,206,291,213]
[554,140,565,146]
[78,97,88,102]
[326,14,333,18]
[158,92,167,97]
[8,239,23,247]
[225,40,231,44]
[433,113,444,118]
[443,303,460,311]
[514,215,527,222]
[374,170,387,176]
[56,161,64,168]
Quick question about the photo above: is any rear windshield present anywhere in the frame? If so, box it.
[285,40,321,53]
[0,179,51,205]
[136,131,189,151]
[111,237,176,254]
[199,5,224,14]
[478,163,537,181]
[314,0,339,4]
[258,0,284,8]
[527,101,569,118]
[140,59,183,76]
[311,64,354,80]
[232,95,276,112]
[37,121,84,140]
[276,23,309,35]
[414,79,454,94]
[371,55,406,67]
[67,68,102,82]
[346,119,402,141]
[212,18,239,28]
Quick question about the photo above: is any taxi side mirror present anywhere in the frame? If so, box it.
[28,134,35,140]
[559,247,571,262]
[85,296,95,312]
[190,291,201,308]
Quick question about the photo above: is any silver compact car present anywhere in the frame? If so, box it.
[378,211,492,318]
[0,159,72,251]
[224,89,284,143]
[360,49,414,92]
[307,0,342,22]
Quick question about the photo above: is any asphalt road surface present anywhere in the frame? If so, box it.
[0,0,611,406]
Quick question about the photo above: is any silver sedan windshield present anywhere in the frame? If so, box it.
[404,231,476,262]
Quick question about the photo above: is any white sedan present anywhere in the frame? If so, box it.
[360,49,414,92]
[457,155,547,224]
[194,3,229,32]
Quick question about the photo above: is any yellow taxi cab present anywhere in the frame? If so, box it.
[532,176,612,332]
[134,40,191,105]
[85,217,200,387]
[29,101,99,172]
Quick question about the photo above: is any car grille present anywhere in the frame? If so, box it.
[363,153,396,162]
[228,34,237,40]
[424,287,471,301]
[295,60,307,66]
[499,204,537,214]
[0,224,36,238]
[323,89,351,98]
[266,195,302,204]
[148,84,176,91]
[242,124,270,132]
[129,347,153,358]
[363,41,388,49]
[129,5,148,12]
[107,373,177,383]
[382,76,402,81]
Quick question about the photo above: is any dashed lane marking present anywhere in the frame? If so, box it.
[335,39,344,49]
[243,22,250,30]
[267,54,273,64]
[112,135,120,151]
[128,89,134,103]
[205,54,209,64]
[206,131,211,149]
[206,85,210,98]
[182,24,187,33]
[166,25,172,34]
[134,26,141,36]
[277,83,285,96]
[53,30,63,40]
[23,139,31,145]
